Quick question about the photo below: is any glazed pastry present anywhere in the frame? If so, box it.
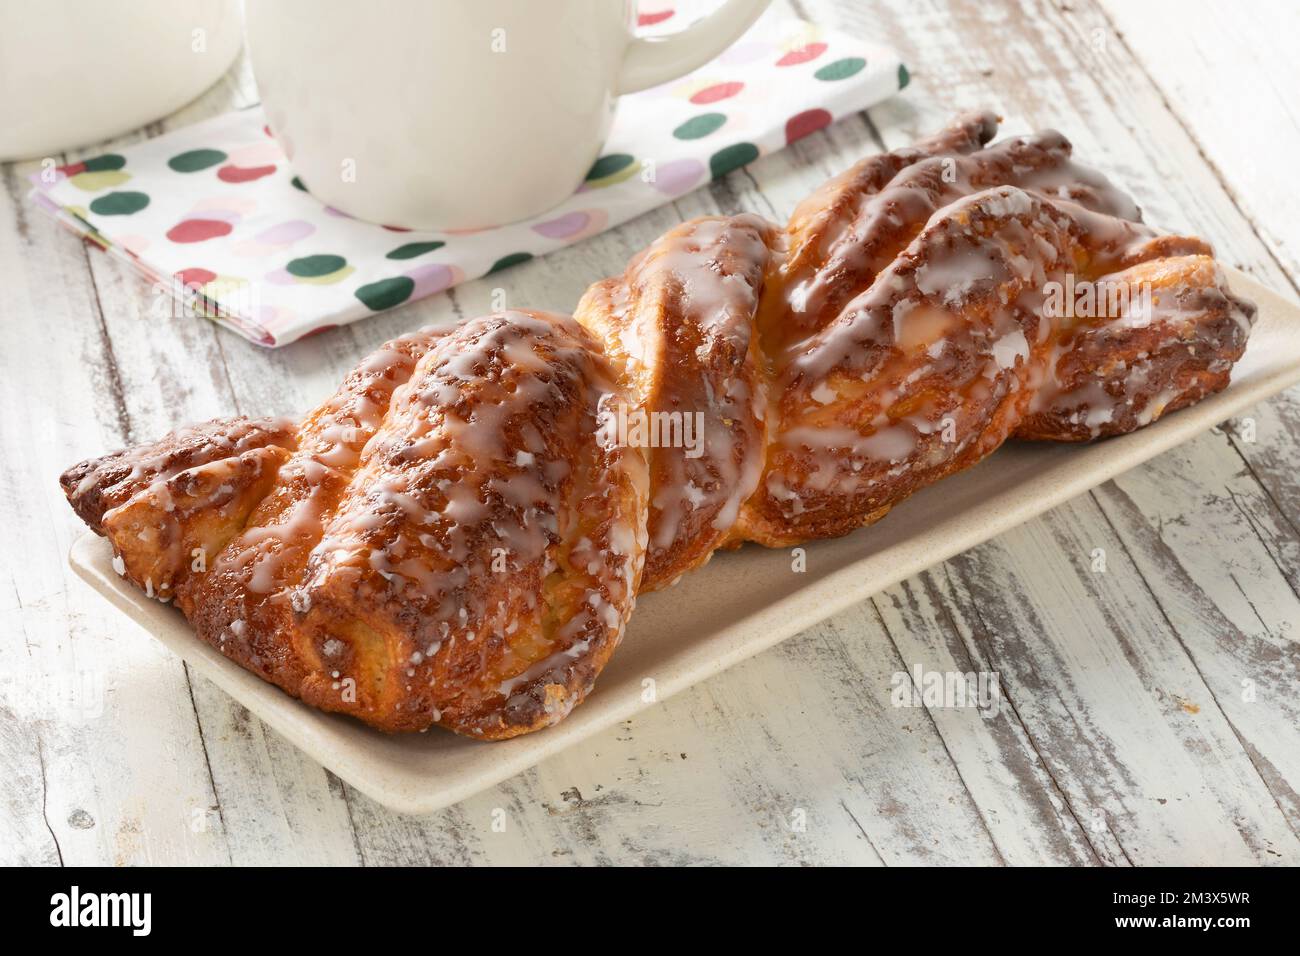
[66,320,647,737]
[62,113,1255,738]
[574,213,775,589]
[733,112,1254,545]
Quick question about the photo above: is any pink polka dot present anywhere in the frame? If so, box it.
[652,158,706,196]
[690,81,744,104]
[777,42,828,66]
[786,108,833,143]
[167,219,233,243]
[409,262,462,297]
[637,9,674,27]
[176,267,217,287]
[218,164,277,183]
[254,220,315,244]
[533,211,591,239]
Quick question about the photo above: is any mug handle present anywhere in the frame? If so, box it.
[615,0,773,94]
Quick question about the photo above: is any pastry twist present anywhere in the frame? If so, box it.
[62,113,1255,738]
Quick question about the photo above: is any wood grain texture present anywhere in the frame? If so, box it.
[2,0,1297,865]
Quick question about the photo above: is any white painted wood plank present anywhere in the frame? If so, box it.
[4,0,1299,865]
[941,501,1298,864]
[1096,430,1300,838]
[1096,0,1300,285]
[0,167,231,866]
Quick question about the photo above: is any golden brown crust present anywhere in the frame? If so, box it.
[60,416,297,531]
[575,214,773,590]
[101,445,293,600]
[60,113,1256,739]
[734,119,1253,546]
[293,312,647,737]
[60,417,298,599]
[64,318,647,739]
[1014,254,1254,441]
[177,328,447,726]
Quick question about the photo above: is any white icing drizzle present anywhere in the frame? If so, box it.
[287,311,647,727]
[574,215,771,584]
[745,116,1254,535]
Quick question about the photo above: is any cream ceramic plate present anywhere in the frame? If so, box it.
[70,268,1300,815]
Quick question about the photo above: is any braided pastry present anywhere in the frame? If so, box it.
[62,113,1255,738]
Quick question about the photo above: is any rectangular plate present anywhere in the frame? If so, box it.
[70,267,1300,815]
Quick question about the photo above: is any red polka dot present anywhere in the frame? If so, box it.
[218,164,277,183]
[777,42,828,66]
[637,9,674,26]
[167,219,233,243]
[175,267,217,287]
[785,108,833,144]
[690,81,744,105]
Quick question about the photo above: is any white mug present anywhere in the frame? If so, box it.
[0,0,242,161]
[246,0,771,230]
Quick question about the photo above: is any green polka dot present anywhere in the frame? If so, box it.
[286,254,347,278]
[83,154,126,173]
[355,276,415,311]
[897,63,910,90]
[673,113,727,140]
[815,57,866,81]
[386,241,445,260]
[709,142,759,180]
[291,175,307,192]
[167,148,228,173]
[585,154,635,181]
[88,191,150,216]
[487,252,532,275]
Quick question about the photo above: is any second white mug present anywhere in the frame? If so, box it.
[246,0,771,230]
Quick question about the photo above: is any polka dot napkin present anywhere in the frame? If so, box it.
[29,14,907,347]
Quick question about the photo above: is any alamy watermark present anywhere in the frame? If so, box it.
[891,664,1001,718]
[50,886,151,936]
[597,396,704,459]
[141,274,262,323]
[1043,275,1153,324]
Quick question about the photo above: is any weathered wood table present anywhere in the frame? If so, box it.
[4,0,1297,865]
